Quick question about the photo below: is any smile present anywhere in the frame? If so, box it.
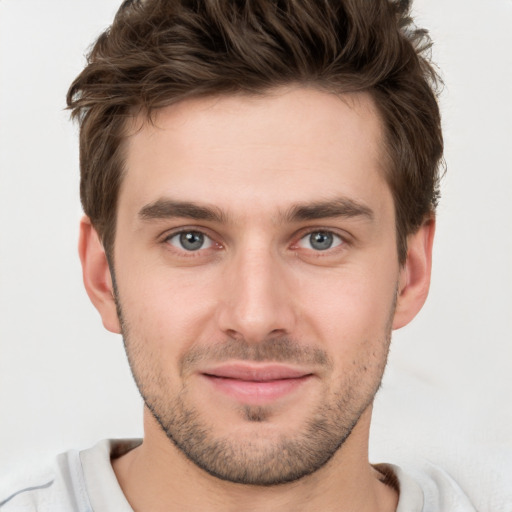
[200,364,314,404]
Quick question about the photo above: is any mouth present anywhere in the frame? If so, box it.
[200,363,314,404]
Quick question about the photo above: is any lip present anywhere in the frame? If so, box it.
[200,363,314,404]
[203,363,311,381]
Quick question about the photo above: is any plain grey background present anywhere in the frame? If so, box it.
[1,0,511,509]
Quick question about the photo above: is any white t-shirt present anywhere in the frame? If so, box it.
[0,439,476,511]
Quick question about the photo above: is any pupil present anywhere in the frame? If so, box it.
[180,232,204,251]
[310,232,333,251]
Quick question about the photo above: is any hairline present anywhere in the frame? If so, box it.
[102,85,413,268]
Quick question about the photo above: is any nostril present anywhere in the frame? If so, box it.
[225,329,244,341]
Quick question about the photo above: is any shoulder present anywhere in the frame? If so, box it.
[0,449,92,512]
[378,461,478,512]
[0,467,55,512]
[0,439,140,512]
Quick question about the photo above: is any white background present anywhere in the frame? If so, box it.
[0,0,511,508]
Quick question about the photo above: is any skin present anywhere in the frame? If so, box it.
[80,87,434,512]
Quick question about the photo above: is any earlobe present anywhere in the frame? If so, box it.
[78,216,121,334]
[392,217,436,330]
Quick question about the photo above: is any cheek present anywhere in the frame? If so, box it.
[116,265,216,339]
[298,263,398,348]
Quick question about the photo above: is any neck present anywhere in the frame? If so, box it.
[112,408,398,512]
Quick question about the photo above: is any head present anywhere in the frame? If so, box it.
[71,0,442,486]
[68,0,442,265]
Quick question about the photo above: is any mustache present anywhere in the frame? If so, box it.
[179,336,333,375]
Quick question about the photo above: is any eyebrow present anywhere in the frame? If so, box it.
[285,198,374,223]
[139,199,228,223]
[138,197,374,224]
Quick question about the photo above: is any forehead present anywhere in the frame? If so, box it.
[120,87,391,220]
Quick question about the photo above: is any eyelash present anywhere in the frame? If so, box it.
[161,227,350,256]
[162,229,221,256]
[293,229,346,253]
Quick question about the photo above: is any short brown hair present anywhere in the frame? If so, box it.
[67,0,443,263]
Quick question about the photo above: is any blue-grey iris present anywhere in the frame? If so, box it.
[180,231,204,251]
[309,232,334,251]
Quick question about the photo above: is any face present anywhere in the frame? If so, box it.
[101,88,410,484]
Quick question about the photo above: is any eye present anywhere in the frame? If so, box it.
[297,231,343,251]
[166,231,213,251]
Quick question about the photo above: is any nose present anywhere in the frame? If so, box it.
[216,244,297,343]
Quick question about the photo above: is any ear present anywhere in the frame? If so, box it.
[392,217,435,330]
[78,216,121,334]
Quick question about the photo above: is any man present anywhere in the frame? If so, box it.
[0,0,477,510]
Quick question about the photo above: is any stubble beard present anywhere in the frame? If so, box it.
[119,329,391,486]
[112,274,395,486]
